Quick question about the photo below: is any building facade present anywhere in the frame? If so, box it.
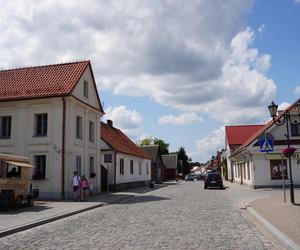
[0,61,104,199]
[101,121,151,191]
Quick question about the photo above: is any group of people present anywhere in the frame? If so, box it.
[72,171,89,201]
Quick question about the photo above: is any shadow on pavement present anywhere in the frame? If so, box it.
[116,195,171,204]
[0,204,51,214]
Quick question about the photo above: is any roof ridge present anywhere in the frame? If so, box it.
[225,124,263,127]
[0,60,90,73]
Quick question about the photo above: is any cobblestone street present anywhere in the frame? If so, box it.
[0,182,279,249]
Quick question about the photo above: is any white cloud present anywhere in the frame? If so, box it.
[258,24,265,34]
[294,0,300,4]
[158,113,202,125]
[278,102,291,111]
[104,105,143,140]
[294,86,300,94]
[196,127,225,162]
[0,0,276,125]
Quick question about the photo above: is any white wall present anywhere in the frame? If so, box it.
[115,153,151,184]
[252,153,300,187]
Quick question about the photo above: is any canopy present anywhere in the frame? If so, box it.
[4,160,35,168]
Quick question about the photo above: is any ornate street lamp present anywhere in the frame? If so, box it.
[268,100,300,204]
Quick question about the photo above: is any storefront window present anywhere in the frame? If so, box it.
[270,160,287,180]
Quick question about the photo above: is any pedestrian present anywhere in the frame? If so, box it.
[80,175,89,201]
[72,171,80,201]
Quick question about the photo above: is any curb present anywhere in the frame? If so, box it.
[247,206,300,250]
[224,190,299,249]
[0,203,103,238]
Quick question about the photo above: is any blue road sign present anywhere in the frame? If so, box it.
[259,139,274,152]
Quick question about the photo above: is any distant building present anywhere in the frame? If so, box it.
[0,61,104,199]
[162,154,177,180]
[101,120,151,191]
[140,145,165,183]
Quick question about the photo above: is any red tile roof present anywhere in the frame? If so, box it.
[231,99,300,157]
[0,61,103,112]
[225,125,264,146]
[101,122,151,159]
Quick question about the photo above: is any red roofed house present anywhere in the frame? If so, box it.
[0,61,104,199]
[225,125,264,182]
[228,99,300,188]
[101,120,151,191]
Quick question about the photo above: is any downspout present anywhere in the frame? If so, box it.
[61,97,66,199]
[114,152,117,191]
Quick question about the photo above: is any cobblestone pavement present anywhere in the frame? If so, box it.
[0,181,281,250]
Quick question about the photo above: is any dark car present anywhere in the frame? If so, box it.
[196,174,205,180]
[204,173,223,189]
[185,174,194,181]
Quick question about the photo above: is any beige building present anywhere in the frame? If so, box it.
[0,61,104,199]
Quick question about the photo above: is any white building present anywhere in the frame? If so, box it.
[230,100,300,188]
[0,61,104,199]
[100,120,151,191]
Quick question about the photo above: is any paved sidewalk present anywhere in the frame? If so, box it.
[0,183,168,237]
[224,181,300,249]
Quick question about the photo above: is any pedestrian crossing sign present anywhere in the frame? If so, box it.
[258,133,274,152]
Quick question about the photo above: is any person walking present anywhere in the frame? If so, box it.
[72,171,80,201]
[80,175,89,201]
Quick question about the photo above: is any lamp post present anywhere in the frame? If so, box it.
[268,101,300,204]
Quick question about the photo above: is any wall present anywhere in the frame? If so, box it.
[0,98,63,199]
[115,153,151,186]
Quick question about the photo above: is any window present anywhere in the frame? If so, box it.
[120,158,124,175]
[291,123,300,136]
[76,116,83,139]
[270,160,287,180]
[139,162,142,175]
[104,154,112,163]
[33,155,46,179]
[76,155,81,176]
[35,114,47,136]
[89,121,95,142]
[0,116,12,139]
[84,80,89,98]
[0,160,21,179]
[130,160,134,174]
[90,156,95,178]
[146,163,149,175]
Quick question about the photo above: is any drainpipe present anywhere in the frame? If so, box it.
[61,97,66,199]
[114,152,117,191]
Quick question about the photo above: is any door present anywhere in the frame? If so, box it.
[101,165,107,191]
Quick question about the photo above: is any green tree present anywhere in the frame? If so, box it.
[177,147,190,175]
[138,137,169,155]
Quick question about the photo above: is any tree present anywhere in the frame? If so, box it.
[139,137,154,146]
[153,138,169,155]
[138,137,169,155]
[177,147,190,175]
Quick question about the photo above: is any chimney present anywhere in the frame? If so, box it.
[107,119,113,127]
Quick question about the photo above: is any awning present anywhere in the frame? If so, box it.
[4,160,35,168]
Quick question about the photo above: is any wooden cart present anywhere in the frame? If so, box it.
[0,153,34,208]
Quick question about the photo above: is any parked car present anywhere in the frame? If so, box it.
[204,172,223,189]
[196,174,205,180]
[185,174,194,181]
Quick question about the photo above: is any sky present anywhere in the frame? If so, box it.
[0,0,300,162]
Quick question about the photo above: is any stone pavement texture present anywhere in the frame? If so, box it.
[0,185,165,234]
[224,181,300,249]
[0,181,283,250]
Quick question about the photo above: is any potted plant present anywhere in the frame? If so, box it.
[282,146,296,158]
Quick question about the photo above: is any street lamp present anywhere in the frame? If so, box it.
[268,101,300,204]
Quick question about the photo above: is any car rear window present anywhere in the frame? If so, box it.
[207,174,221,180]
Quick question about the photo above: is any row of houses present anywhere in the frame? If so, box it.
[0,61,177,199]
[220,100,300,188]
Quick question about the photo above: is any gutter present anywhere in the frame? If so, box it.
[61,97,66,199]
